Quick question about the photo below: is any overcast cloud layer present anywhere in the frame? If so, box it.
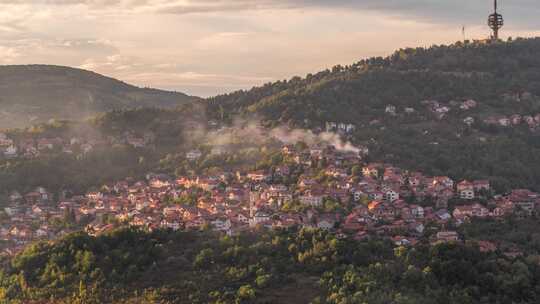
[0,0,539,96]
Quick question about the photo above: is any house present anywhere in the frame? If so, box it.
[309,145,325,157]
[433,176,454,189]
[326,188,350,203]
[4,145,17,158]
[385,105,396,115]
[0,133,13,147]
[436,231,459,243]
[510,114,522,125]
[457,181,474,197]
[473,180,490,193]
[393,236,416,246]
[362,164,380,178]
[211,217,231,231]
[317,214,337,230]
[476,240,497,253]
[282,144,296,155]
[499,117,511,127]
[198,178,220,191]
[247,170,270,182]
[353,189,366,202]
[464,117,475,126]
[435,209,452,221]
[126,136,145,148]
[250,210,271,227]
[299,192,325,207]
[211,145,228,155]
[186,149,202,161]
[409,222,425,234]
[507,189,538,216]
[86,192,104,201]
[37,138,55,150]
[453,203,489,219]
[408,174,424,187]
[4,205,24,216]
[233,211,250,224]
[460,99,477,110]
[460,189,475,200]
[384,189,399,202]
[159,216,182,231]
[434,106,450,114]
[9,191,23,203]
[325,122,337,132]
[410,205,424,219]
[368,191,384,201]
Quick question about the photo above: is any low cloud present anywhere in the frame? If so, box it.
[148,0,540,29]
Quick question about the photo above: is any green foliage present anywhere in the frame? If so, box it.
[203,38,540,192]
[2,226,540,303]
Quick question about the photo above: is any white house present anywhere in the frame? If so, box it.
[249,210,271,227]
[186,149,202,161]
[299,194,324,207]
[4,145,17,157]
[460,189,475,200]
[384,190,399,203]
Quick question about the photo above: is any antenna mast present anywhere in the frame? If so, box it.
[488,0,504,40]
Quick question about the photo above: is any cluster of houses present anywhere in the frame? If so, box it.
[483,113,540,130]
[2,141,540,257]
[325,122,356,134]
[382,98,540,132]
[0,131,155,159]
[384,99,478,120]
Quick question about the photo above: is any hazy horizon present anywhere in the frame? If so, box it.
[1,0,540,97]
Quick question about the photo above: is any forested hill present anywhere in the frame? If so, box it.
[205,38,540,191]
[0,65,198,128]
[206,37,540,124]
[2,225,540,304]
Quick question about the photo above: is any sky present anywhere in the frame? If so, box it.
[0,0,539,97]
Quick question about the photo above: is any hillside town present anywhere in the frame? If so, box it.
[381,96,540,131]
[0,131,154,159]
[2,140,540,257]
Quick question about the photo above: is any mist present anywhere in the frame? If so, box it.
[200,117,360,153]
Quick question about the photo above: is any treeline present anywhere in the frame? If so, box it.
[0,146,157,195]
[1,226,540,303]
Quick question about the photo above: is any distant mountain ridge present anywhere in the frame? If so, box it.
[0,65,199,129]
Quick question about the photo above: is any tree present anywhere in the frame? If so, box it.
[194,248,214,269]
[236,284,255,301]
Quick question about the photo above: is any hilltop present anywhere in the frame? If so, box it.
[0,65,198,129]
[207,37,540,124]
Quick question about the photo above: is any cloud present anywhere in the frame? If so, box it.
[0,0,538,98]
[0,46,20,63]
[151,0,540,29]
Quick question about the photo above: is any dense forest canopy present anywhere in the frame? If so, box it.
[1,225,540,303]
